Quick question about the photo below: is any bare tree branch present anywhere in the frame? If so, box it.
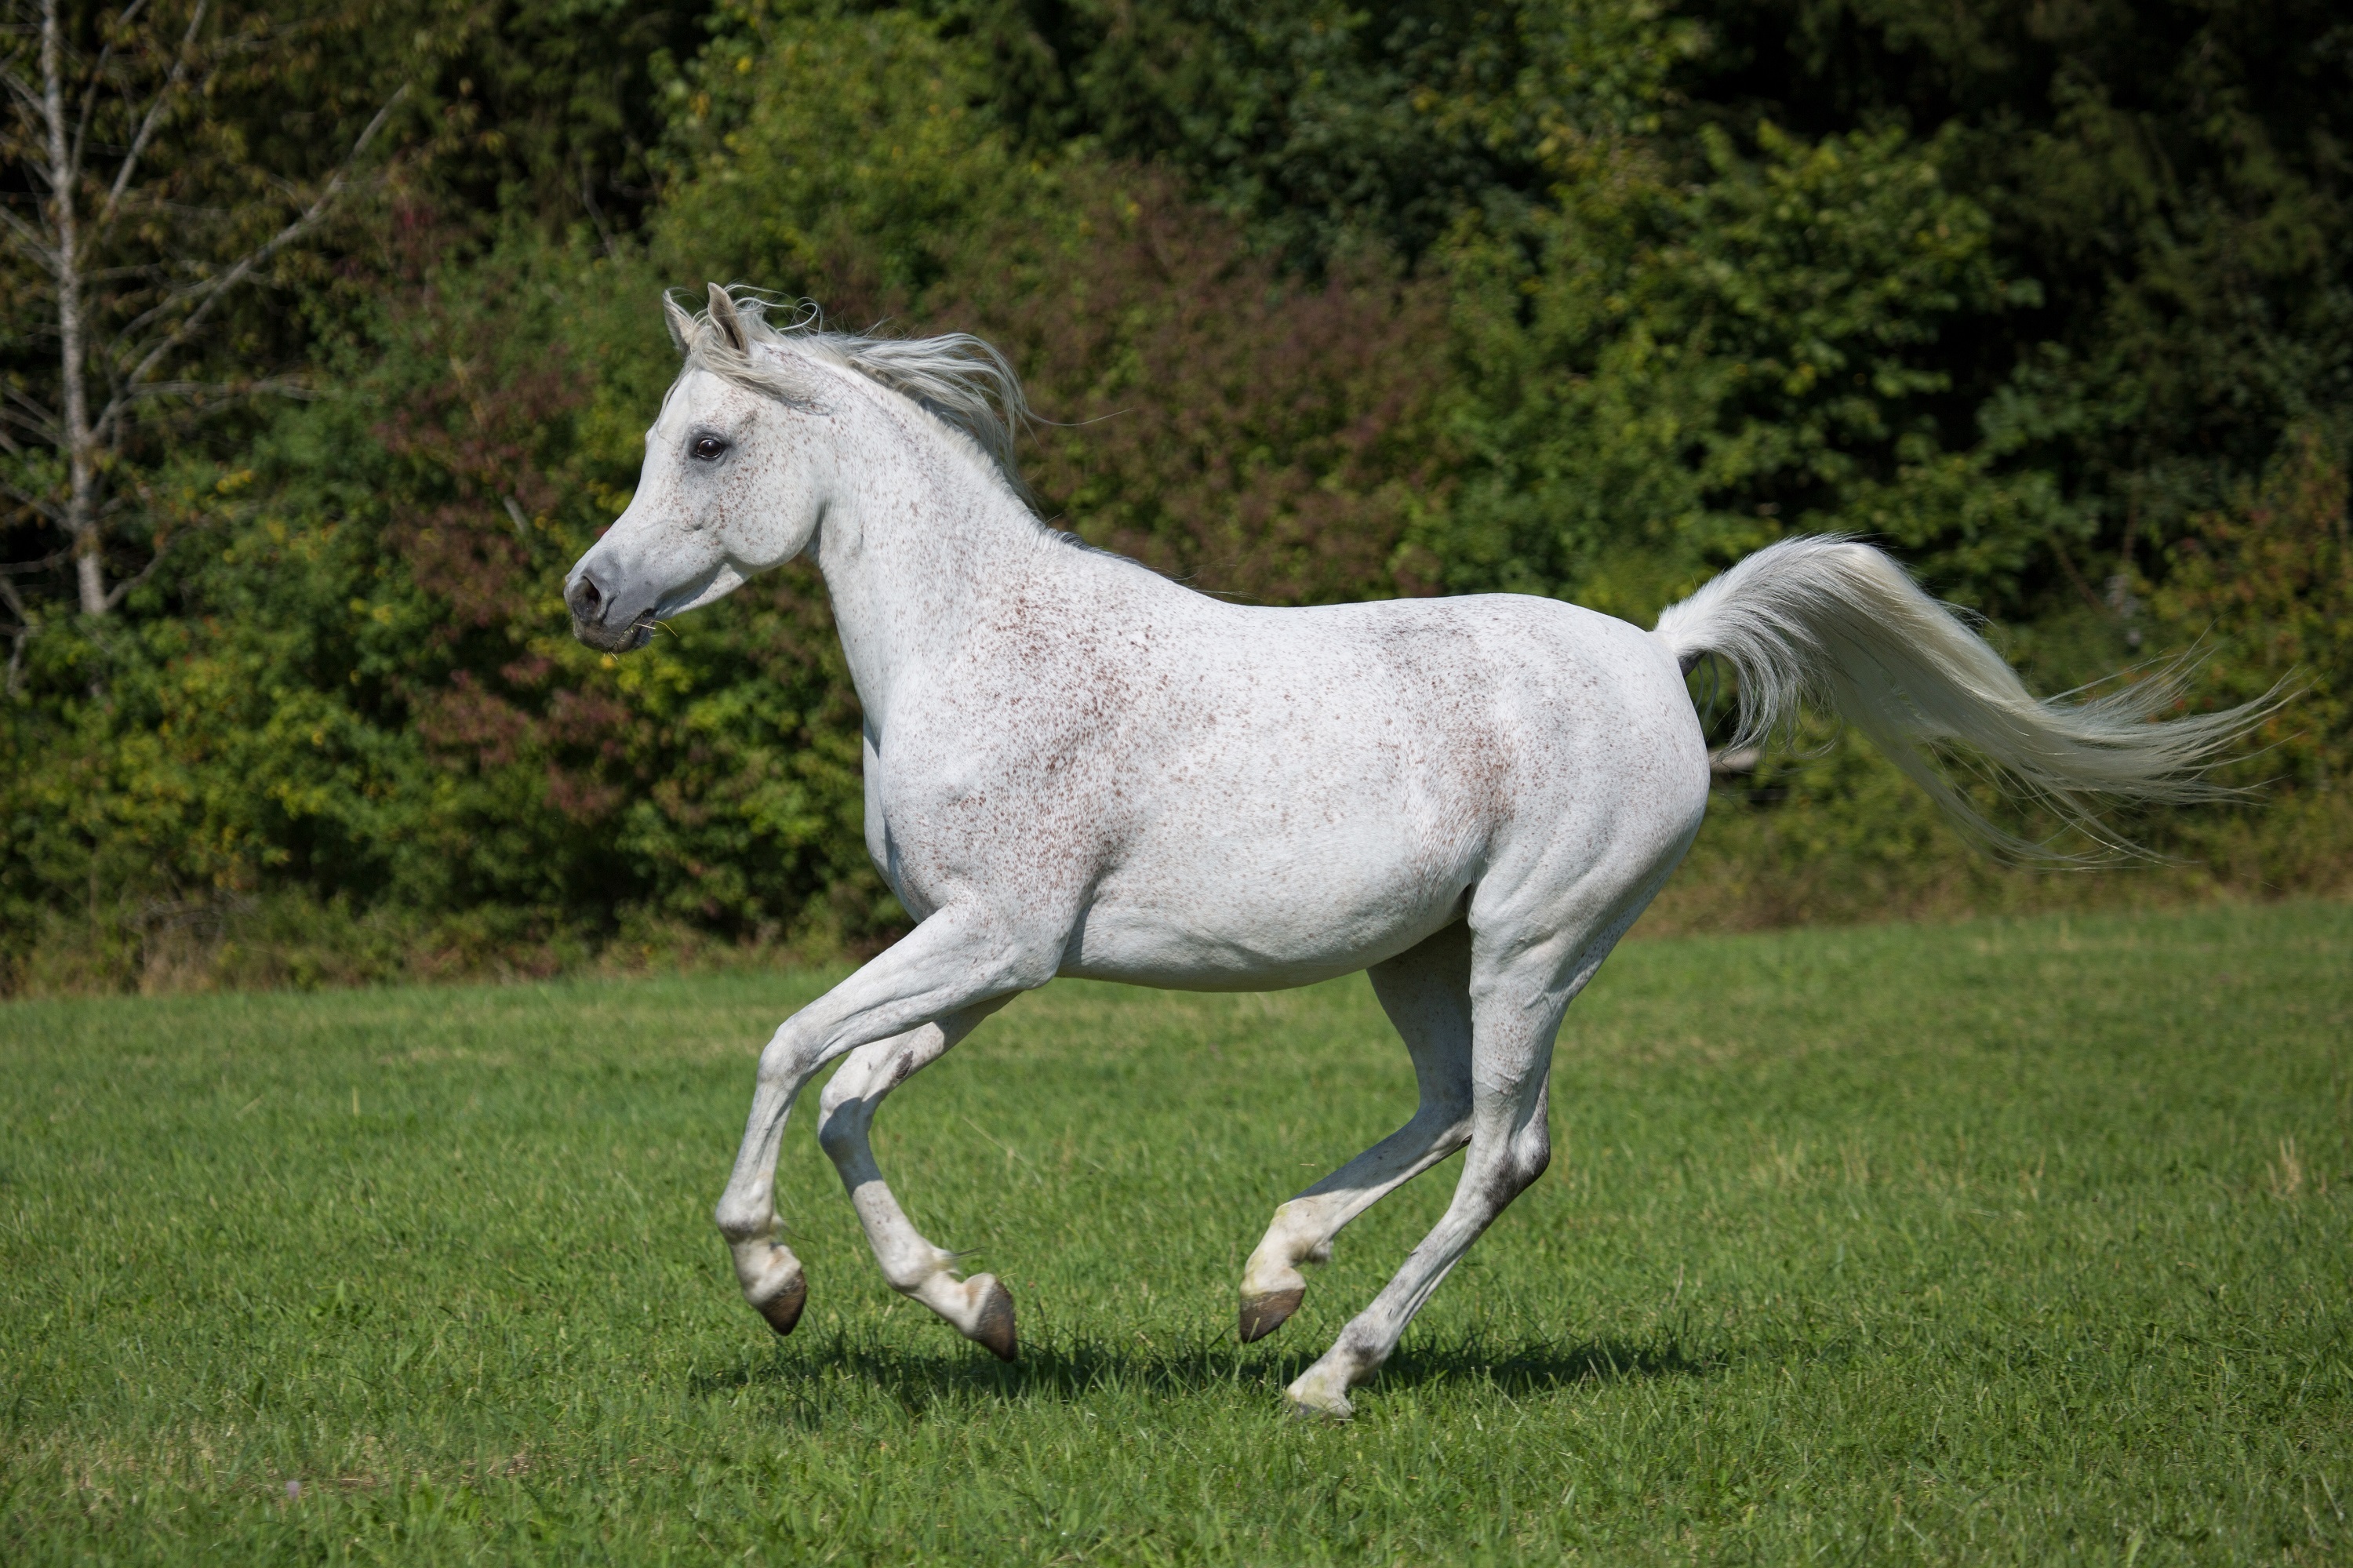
[93,0,208,238]
[97,529,175,609]
[5,1,406,623]
[122,373,318,402]
[96,83,403,441]
[0,61,42,122]
[0,395,65,444]
[0,547,73,576]
[83,260,173,283]
[0,480,68,524]
[4,380,61,419]
[70,0,158,178]
[0,567,35,695]
[0,199,56,265]
[38,0,111,614]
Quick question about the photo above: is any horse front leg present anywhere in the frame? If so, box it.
[816,999,1019,1359]
[711,907,1051,1338]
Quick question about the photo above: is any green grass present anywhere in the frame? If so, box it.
[2,904,2349,1565]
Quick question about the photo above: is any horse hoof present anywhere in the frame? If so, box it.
[969,1275,1018,1361]
[1238,1287,1304,1343]
[753,1270,807,1337]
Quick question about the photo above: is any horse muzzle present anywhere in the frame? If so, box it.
[566,566,656,653]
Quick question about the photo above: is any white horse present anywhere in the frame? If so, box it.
[566,286,2266,1417]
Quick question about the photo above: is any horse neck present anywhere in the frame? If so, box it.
[807,389,1058,729]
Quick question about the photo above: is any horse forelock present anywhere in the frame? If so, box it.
[668,287,1035,504]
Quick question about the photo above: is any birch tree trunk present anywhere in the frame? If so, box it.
[38,0,103,614]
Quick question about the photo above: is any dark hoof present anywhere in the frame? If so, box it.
[970,1275,1018,1361]
[755,1271,807,1337]
[1238,1287,1304,1344]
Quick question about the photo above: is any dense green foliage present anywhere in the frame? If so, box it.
[4,904,2348,1559]
[2,0,2348,988]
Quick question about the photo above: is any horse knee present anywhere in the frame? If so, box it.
[755,1029,813,1091]
[714,1194,767,1246]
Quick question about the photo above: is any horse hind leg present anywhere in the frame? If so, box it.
[1282,850,1682,1418]
[816,1001,1019,1359]
[1238,920,1474,1343]
[1283,962,1562,1420]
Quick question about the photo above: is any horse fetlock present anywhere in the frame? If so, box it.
[1285,1359,1357,1421]
[881,1242,959,1297]
[1249,1202,1331,1271]
[1287,1321,1388,1414]
[713,1187,773,1245]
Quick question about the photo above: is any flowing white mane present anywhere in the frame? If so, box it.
[666,287,1034,497]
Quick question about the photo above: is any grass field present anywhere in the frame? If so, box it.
[3,903,2349,1564]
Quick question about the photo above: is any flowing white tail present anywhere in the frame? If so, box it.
[1652,536,2280,857]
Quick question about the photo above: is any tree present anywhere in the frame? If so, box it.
[0,0,396,671]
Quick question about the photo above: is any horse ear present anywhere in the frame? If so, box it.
[707,282,748,354]
[663,291,696,354]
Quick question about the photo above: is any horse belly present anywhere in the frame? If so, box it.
[1057,818,1473,991]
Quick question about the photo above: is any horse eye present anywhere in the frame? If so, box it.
[690,435,729,461]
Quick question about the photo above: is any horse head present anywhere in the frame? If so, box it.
[565,285,1034,654]
[565,284,832,653]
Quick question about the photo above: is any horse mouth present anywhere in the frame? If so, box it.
[570,608,657,654]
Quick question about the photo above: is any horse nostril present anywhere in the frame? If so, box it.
[569,572,605,620]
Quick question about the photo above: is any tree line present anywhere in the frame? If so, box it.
[3,0,2347,990]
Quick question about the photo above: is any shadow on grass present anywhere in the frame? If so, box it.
[691,1325,1714,1421]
